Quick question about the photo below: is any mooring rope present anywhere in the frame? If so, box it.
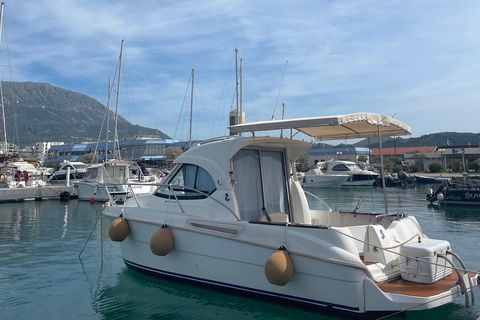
[408,213,480,228]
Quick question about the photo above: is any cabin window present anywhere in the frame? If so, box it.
[84,168,98,179]
[332,164,349,171]
[155,164,216,200]
[233,149,289,221]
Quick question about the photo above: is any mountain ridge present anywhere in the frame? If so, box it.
[1,81,477,150]
[1,81,169,148]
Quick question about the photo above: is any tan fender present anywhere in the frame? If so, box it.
[150,225,174,256]
[264,247,293,286]
[108,217,129,242]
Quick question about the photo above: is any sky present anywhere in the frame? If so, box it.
[1,0,480,144]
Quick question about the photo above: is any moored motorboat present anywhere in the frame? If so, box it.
[427,175,480,205]
[317,159,379,186]
[74,160,130,202]
[300,164,349,188]
[0,160,47,188]
[103,113,477,318]
[48,161,89,185]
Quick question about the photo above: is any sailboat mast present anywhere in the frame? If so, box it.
[189,69,194,149]
[106,76,111,159]
[0,2,7,156]
[113,39,124,160]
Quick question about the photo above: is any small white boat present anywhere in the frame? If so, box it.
[74,160,130,202]
[300,165,349,188]
[318,159,379,186]
[103,113,477,318]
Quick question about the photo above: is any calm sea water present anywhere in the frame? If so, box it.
[1,184,480,320]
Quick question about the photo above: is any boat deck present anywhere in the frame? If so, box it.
[379,272,477,297]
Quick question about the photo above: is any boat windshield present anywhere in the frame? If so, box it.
[84,168,98,179]
[155,164,216,199]
[331,163,362,172]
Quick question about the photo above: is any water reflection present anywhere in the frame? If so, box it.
[1,190,479,320]
[91,267,325,320]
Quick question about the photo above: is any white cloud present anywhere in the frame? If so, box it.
[2,0,480,141]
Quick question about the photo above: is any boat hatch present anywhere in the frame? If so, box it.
[232,149,290,222]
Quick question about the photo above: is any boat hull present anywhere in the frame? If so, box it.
[118,219,368,315]
[103,208,474,318]
[427,181,480,205]
[342,174,378,186]
[74,181,127,202]
[302,174,349,188]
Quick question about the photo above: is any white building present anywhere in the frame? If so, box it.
[33,142,65,163]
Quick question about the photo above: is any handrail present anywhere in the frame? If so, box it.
[303,190,332,211]
[447,250,475,306]
[374,211,407,224]
[166,184,239,220]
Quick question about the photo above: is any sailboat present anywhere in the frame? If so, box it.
[0,2,19,164]
[74,40,131,202]
[0,3,46,188]
[74,40,158,202]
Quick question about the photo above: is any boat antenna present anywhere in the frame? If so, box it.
[271,60,288,120]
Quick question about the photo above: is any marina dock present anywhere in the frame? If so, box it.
[0,185,77,202]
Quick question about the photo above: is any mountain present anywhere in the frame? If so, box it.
[350,132,480,148]
[0,81,170,148]
[312,133,480,149]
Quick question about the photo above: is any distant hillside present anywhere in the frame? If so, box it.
[0,81,170,148]
[312,133,480,149]
[353,132,480,148]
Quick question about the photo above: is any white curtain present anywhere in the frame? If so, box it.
[233,149,289,221]
[260,151,287,214]
[233,150,263,221]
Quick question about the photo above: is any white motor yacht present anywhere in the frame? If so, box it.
[301,164,349,188]
[48,161,89,185]
[103,113,477,318]
[318,159,379,186]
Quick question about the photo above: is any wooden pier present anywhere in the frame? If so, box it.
[0,185,77,202]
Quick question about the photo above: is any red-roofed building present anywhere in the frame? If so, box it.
[370,146,437,156]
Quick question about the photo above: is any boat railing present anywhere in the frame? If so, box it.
[191,136,237,148]
[303,190,332,211]
[106,182,239,220]
[165,184,240,220]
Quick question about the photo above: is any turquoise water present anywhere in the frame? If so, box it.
[1,184,479,320]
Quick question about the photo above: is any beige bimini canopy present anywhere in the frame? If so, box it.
[228,112,411,141]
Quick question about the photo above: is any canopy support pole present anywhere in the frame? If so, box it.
[378,125,388,214]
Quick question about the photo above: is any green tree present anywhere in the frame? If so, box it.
[295,152,309,172]
[165,146,184,161]
[413,152,426,171]
[468,161,480,172]
[428,162,442,173]
[82,152,99,164]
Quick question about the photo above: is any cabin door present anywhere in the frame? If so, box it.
[232,149,289,221]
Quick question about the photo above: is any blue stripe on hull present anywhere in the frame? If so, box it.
[123,258,361,313]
